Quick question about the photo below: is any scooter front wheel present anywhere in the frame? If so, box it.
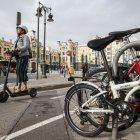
[29,88,37,98]
[0,91,9,103]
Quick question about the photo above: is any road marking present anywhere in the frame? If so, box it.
[0,114,64,140]
[51,95,65,99]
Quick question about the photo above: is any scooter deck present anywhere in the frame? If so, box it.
[10,90,30,97]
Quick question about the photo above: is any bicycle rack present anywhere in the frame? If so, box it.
[111,116,118,140]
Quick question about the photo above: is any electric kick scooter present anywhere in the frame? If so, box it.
[0,50,37,103]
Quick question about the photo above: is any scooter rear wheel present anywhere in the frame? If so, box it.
[0,91,9,103]
[29,88,37,98]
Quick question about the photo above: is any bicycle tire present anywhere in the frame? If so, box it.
[64,83,109,137]
[88,67,138,132]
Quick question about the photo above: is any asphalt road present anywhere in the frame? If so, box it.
[0,88,140,140]
[0,88,74,140]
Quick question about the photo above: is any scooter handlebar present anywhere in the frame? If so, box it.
[5,49,20,56]
[6,49,19,53]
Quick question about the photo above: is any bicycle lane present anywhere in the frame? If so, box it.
[1,89,74,140]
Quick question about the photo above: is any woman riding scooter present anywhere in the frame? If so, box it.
[13,25,30,92]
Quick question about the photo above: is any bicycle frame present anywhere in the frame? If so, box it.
[81,40,140,113]
[124,59,140,78]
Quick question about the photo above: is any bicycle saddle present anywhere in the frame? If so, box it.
[87,28,140,51]
[109,28,140,38]
[87,35,116,51]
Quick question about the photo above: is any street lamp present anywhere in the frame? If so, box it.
[73,52,76,70]
[58,52,61,72]
[32,30,36,37]
[49,52,52,72]
[85,55,87,63]
[36,1,54,79]
[81,54,84,64]
[36,2,43,80]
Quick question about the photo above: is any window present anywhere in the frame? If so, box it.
[54,56,56,61]
[62,52,65,55]
[107,48,110,51]
[62,57,65,61]
[107,52,110,55]
[41,54,43,60]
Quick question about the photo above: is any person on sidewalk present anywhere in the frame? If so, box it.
[13,25,30,92]
[63,67,66,78]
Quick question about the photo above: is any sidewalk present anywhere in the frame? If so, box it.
[0,72,81,91]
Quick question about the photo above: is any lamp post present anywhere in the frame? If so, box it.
[49,52,52,72]
[36,1,54,79]
[73,52,76,70]
[36,2,43,80]
[42,6,53,78]
[58,52,61,72]
[85,55,87,63]
[81,54,84,65]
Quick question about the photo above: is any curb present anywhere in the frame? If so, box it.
[33,82,74,91]
[0,82,74,92]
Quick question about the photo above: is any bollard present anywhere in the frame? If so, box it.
[111,116,118,140]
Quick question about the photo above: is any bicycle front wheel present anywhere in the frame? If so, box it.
[64,83,109,137]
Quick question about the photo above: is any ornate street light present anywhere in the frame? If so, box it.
[35,1,54,78]
[47,8,54,22]
[35,2,43,79]
[73,52,76,70]
[42,6,54,78]
[58,52,61,72]
[81,54,84,64]
[49,52,52,72]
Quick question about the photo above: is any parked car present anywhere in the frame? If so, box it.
[86,65,100,77]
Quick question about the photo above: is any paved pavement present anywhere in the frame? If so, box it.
[0,71,80,91]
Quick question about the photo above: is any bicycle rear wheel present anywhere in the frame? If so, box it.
[64,83,109,137]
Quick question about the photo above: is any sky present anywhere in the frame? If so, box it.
[0,0,140,48]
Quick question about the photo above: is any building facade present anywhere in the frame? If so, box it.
[57,39,78,69]
[0,36,60,72]
[0,35,133,73]
[77,44,92,69]
[92,37,130,66]
[0,38,13,60]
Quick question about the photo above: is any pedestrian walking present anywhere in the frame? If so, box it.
[81,63,88,77]
[63,67,66,78]
[13,25,30,92]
